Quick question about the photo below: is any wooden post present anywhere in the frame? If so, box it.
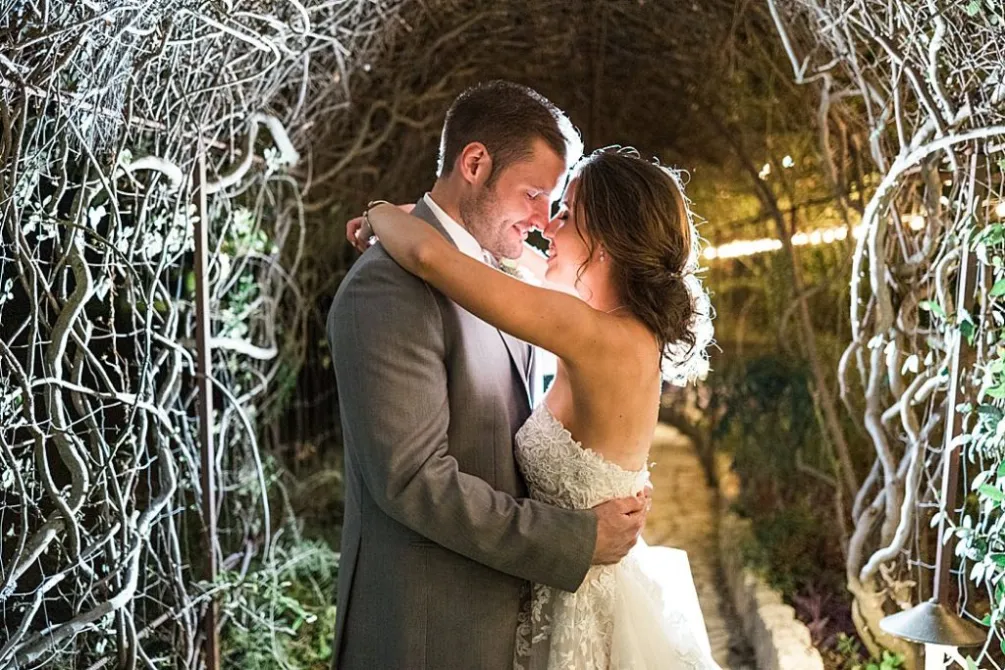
[194,146,220,670]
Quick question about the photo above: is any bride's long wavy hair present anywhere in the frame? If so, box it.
[572,146,714,385]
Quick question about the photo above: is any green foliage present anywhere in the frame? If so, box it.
[740,501,846,596]
[214,538,340,670]
[828,634,906,670]
[704,351,861,652]
[714,355,820,483]
[951,214,1005,658]
[859,650,906,670]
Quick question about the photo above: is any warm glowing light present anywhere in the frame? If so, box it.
[758,163,771,179]
[702,224,863,261]
[906,214,925,231]
[707,238,783,259]
[996,201,1005,218]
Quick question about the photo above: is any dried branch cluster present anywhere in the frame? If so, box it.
[0,1,412,667]
[771,0,1005,661]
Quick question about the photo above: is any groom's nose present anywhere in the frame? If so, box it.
[528,199,550,228]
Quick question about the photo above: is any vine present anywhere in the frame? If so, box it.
[771,0,1005,663]
[0,1,407,667]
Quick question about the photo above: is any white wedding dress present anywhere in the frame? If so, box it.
[513,403,722,670]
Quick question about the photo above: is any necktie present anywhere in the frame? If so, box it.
[482,249,500,269]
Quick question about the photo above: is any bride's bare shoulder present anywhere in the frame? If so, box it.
[580,312,662,380]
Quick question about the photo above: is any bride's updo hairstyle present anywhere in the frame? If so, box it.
[572,146,713,384]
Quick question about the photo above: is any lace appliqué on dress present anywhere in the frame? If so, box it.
[512,405,643,670]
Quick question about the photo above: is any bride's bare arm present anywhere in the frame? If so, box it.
[366,203,605,364]
[353,207,556,283]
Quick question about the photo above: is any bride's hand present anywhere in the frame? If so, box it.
[346,202,416,253]
[364,202,446,277]
[345,214,372,252]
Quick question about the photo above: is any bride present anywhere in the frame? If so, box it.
[356,146,718,669]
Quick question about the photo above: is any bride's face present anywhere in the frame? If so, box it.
[541,178,595,289]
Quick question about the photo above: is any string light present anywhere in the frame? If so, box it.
[703,223,866,261]
[703,202,1005,262]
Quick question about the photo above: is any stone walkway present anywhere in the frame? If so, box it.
[643,423,757,670]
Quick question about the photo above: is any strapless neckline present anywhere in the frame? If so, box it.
[514,403,650,511]
[536,403,649,478]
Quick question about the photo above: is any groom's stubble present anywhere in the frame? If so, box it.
[458,182,518,260]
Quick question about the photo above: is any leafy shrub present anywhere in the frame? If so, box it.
[740,501,846,597]
[214,538,339,670]
[713,355,847,594]
[827,634,905,670]
[702,353,859,654]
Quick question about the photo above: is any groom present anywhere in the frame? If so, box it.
[327,81,647,670]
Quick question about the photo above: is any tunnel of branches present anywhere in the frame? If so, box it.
[290,0,821,472]
[3,0,1004,668]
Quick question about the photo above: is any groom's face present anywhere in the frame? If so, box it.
[460,138,567,259]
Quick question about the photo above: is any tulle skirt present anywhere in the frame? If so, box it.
[611,541,720,669]
[515,540,721,669]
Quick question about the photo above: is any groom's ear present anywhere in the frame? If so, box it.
[458,142,493,186]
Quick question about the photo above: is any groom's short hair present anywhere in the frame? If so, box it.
[438,81,582,183]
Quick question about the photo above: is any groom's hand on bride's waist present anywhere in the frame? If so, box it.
[590,490,650,565]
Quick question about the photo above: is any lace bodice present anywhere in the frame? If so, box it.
[515,403,651,510]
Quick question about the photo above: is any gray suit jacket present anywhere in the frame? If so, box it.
[326,200,597,670]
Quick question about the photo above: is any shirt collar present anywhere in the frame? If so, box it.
[423,193,485,262]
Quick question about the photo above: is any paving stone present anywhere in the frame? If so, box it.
[644,424,757,669]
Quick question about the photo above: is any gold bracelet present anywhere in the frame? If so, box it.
[362,199,393,233]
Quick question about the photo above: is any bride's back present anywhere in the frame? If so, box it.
[543,317,664,472]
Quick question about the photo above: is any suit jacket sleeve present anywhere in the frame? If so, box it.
[329,255,596,592]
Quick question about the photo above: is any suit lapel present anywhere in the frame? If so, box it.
[498,330,532,409]
[412,198,532,410]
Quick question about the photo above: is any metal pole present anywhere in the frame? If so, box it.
[194,146,220,670]
[933,167,980,605]
[880,150,986,654]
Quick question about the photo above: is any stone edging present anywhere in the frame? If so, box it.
[716,455,825,670]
